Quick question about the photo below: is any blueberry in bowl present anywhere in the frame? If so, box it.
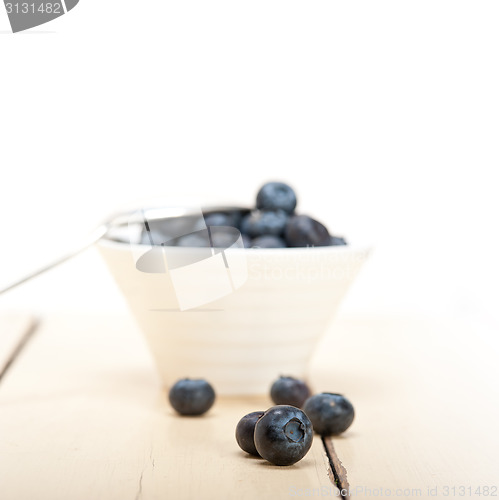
[203,211,243,229]
[135,181,347,249]
[250,235,286,248]
[97,183,370,395]
[284,215,332,247]
[256,181,297,214]
[240,209,289,238]
[330,235,347,246]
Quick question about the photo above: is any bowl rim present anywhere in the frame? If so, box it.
[98,203,372,255]
[97,236,372,256]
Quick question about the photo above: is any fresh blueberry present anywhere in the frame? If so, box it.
[204,212,234,227]
[168,378,216,416]
[175,231,211,247]
[270,376,311,408]
[254,405,313,466]
[208,226,241,248]
[142,215,207,245]
[284,215,331,247]
[330,235,347,246]
[302,393,354,436]
[250,235,286,248]
[175,227,245,249]
[235,411,265,456]
[241,234,252,248]
[203,211,243,229]
[256,182,297,214]
[240,210,288,238]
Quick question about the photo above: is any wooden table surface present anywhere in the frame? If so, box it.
[0,312,497,500]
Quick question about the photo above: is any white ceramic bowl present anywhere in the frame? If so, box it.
[97,209,370,395]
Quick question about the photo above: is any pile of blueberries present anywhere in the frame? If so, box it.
[168,376,354,467]
[141,181,347,249]
[238,181,346,248]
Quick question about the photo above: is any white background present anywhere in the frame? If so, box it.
[1,2,498,335]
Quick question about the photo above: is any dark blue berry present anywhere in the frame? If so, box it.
[168,378,216,416]
[208,226,240,248]
[203,211,242,229]
[254,405,313,466]
[302,393,354,435]
[241,234,252,248]
[174,227,244,249]
[240,210,288,238]
[284,215,331,247]
[250,235,286,248]
[142,215,205,245]
[330,235,347,246]
[270,376,311,408]
[175,231,211,247]
[235,411,265,456]
[256,182,297,214]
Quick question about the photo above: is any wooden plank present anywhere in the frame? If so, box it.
[3,313,496,499]
[309,316,499,498]
[0,313,37,382]
[0,313,333,500]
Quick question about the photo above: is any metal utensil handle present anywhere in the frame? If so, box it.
[0,204,250,296]
[0,224,108,296]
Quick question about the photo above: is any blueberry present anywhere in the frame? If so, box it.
[168,378,216,416]
[204,212,234,227]
[302,393,354,435]
[250,235,286,248]
[284,215,331,247]
[174,227,244,249]
[208,226,240,248]
[270,376,311,408]
[241,234,252,248]
[175,231,211,247]
[256,182,297,214]
[235,411,265,456]
[142,215,208,245]
[330,235,347,246]
[254,405,313,466]
[203,211,243,229]
[240,210,288,238]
